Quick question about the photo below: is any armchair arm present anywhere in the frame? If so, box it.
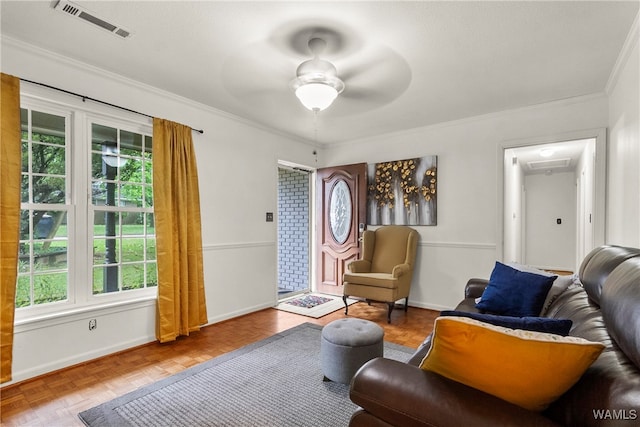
[465,278,489,299]
[350,358,561,427]
[391,263,411,278]
[348,259,372,273]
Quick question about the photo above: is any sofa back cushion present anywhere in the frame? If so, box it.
[544,251,640,427]
[578,245,640,305]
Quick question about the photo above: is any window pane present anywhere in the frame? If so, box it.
[33,273,67,304]
[145,213,155,235]
[20,175,29,203]
[144,188,153,208]
[122,263,145,290]
[92,123,117,152]
[34,242,68,273]
[147,263,158,287]
[146,238,156,260]
[18,254,30,274]
[93,238,119,264]
[120,158,143,183]
[16,276,31,308]
[122,238,144,262]
[33,210,67,239]
[144,160,153,184]
[20,108,27,137]
[32,111,65,145]
[120,183,143,207]
[122,212,143,230]
[32,175,65,204]
[21,141,28,172]
[92,267,103,295]
[144,135,153,154]
[92,265,119,294]
[120,130,142,156]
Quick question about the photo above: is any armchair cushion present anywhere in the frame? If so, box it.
[343,272,398,289]
[419,317,605,411]
[476,262,556,316]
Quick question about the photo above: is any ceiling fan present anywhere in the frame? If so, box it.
[220,23,412,118]
[290,37,345,112]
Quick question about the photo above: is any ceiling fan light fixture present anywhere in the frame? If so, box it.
[295,82,339,111]
[291,37,345,112]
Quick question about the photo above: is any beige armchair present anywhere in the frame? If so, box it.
[343,225,419,323]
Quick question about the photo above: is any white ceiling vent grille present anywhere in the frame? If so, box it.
[527,158,571,171]
[53,0,132,39]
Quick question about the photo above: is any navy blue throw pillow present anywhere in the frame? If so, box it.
[475,262,556,317]
[440,310,572,336]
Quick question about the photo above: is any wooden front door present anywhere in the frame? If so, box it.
[316,163,367,295]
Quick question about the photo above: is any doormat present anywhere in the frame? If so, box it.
[276,293,356,318]
[286,294,333,308]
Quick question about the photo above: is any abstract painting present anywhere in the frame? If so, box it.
[367,156,437,226]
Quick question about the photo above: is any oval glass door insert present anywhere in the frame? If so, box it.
[329,179,352,244]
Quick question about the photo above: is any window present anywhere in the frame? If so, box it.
[90,123,157,295]
[16,96,156,317]
[17,108,70,308]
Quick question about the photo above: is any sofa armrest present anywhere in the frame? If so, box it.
[465,278,489,298]
[348,259,372,273]
[350,358,561,427]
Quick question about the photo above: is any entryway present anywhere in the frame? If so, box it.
[277,163,312,299]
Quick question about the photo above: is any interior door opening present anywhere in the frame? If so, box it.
[503,136,601,272]
[277,164,312,300]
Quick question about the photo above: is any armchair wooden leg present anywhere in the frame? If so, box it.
[404,297,409,312]
[343,295,349,315]
[387,302,394,323]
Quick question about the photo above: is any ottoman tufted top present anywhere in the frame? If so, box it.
[322,318,384,347]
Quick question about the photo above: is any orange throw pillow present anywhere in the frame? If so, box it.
[419,316,605,411]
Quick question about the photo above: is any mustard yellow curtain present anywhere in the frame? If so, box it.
[153,118,207,343]
[1,73,21,383]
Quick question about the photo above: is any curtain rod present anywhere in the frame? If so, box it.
[20,78,204,134]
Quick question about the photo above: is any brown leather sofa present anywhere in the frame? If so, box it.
[349,245,640,427]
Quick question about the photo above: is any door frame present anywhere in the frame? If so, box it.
[276,160,315,300]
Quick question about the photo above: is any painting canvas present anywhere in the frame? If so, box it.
[367,156,437,226]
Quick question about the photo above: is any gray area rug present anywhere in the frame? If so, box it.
[79,322,414,427]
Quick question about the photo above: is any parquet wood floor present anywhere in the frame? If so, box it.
[0,302,438,427]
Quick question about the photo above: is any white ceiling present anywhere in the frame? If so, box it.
[1,1,638,145]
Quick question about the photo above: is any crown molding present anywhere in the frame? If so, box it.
[2,36,319,148]
[325,91,607,150]
[605,10,639,95]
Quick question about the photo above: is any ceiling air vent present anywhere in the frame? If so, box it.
[53,0,132,39]
[527,158,571,171]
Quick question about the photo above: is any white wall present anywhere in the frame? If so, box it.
[524,172,576,270]
[324,95,608,310]
[607,15,640,247]
[2,38,319,384]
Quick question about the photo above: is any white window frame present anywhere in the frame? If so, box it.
[15,90,157,324]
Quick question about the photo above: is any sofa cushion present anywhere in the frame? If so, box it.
[476,262,556,317]
[419,316,605,412]
[440,310,572,336]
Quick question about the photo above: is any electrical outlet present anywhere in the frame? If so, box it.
[89,318,97,331]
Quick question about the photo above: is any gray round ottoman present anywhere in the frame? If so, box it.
[320,318,384,384]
